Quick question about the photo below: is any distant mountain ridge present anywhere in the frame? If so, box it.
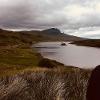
[0,28,84,46]
[42,28,62,35]
[8,28,84,41]
[40,28,84,41]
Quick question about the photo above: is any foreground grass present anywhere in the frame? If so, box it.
[0,68,91,100]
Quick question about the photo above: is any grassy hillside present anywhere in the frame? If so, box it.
[71,39,100,47]
[0,45,43,76]
[0,29,41,76]
[0,28,83,45]
[21,28,83,42]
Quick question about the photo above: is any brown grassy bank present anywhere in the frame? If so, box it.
[71,39,100,48]
[0,68,91,100]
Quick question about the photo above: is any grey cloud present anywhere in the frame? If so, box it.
[0,0,32,28]
[0,0,100,34]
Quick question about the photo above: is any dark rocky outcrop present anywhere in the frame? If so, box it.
[86,65,100,100]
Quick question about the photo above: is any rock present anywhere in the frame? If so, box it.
[86,65,100,100]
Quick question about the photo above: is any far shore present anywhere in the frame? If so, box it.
[71,39,100,48]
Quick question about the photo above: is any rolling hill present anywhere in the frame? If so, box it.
[71,39,100,48]
[0,28,84,46]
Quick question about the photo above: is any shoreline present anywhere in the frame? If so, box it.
[0,41,92,77]
[71,39,100,48]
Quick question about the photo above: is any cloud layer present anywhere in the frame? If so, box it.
[0,0,100,38]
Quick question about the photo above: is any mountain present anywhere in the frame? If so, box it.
[26,28,84,41]
[0,28,84,46]
[42,28,61,35]
[40,28,84,41]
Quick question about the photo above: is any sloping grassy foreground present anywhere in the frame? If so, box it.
[0,44,42,76]
[0,68,91,100]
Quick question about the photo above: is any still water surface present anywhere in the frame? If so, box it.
[33,42,100,68]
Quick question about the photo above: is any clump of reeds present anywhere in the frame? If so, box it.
[0,68,91,100]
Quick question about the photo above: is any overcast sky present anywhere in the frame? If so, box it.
[0,0,100,38]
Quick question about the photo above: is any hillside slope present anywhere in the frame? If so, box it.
[71,39,100,47]
[21,28,83,42]
[0,28,83,46]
